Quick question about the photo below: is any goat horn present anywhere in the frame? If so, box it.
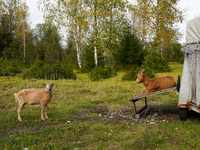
[139,69,147,73]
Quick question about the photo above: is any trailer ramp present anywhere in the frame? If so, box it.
[130,87,176,119]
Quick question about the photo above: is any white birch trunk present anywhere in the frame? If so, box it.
[161,42,163,58]
[76,42,82,69]
[94,42,98,66]
[74,29,82,69]
[23,32,26,64]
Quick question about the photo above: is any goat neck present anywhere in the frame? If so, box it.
[46,90,53,99]
[142,76,150,87]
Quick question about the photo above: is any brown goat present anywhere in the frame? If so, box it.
[134,69,176,97]
[14,83,54,121]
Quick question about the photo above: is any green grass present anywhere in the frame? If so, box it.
[1,63,200,149]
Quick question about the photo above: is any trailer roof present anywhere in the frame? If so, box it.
[186,16,200,44]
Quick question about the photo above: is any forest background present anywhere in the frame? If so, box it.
[0,0,186,81]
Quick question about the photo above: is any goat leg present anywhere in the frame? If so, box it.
[45,104,48,120]
[41,104,45,121]
[18,102,25,121]
[134,90,146,97]
[134,88,155,97]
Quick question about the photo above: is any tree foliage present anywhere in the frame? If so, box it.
[130,0,186,57]
[15,1,30,63]
[117,26,144,70]
[38,0,130,68]
[39,0,89,69]
[33,23,62,65]
[142,51,171,73]
[0,0,20,58]
[0,0,186,78]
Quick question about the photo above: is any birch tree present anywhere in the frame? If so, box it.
[103,0,129,67]
[15,1,30,63]
[151,0,185,57]
[39,0,88,69]
[85,0,105,67]
[131,0,152,43]
[130,0,186,56]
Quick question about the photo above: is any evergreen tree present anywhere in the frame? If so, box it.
[163,42,184,63]
[0,14,16,58]
[33,23,62,65]
[141,51,170,73]
[117,26,144,70]
[61,33,78,68]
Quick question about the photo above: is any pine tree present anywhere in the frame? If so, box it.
[117,26,144,70]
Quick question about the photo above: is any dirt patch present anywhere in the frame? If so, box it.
[0,126,41,139]
[146,109,179,123]
[70,105,180,125]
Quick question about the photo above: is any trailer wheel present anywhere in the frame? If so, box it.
[179,108,188,121]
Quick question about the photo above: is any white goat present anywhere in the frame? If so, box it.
[14,83,54,121]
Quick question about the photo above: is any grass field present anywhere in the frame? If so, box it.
[1,63,200,149]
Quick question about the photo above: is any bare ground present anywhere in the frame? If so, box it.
[71,105,180,125]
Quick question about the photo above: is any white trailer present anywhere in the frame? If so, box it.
[178,16,200,120]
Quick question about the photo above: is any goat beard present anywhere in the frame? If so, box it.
[136,79,140,84]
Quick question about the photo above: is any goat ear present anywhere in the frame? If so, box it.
[52,83,54,86]
[42,83,46,86]
[135,74,138,76]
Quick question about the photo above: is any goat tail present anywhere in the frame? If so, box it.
[14,93,19,102]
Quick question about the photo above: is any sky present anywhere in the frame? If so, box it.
[26,0,200,44]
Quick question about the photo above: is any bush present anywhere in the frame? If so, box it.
[141,51,171,73]
[51,62,77,80]
[22,60,76,80]
[89,67,117,81]
[0,58,23,76]
[122,67,155,81]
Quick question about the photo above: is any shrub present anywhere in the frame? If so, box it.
[0,58,23,76]
[141,51,170,73]
[22,60,76,80]
[89,66,117,81]
[122,66,155,81]
[51,62,77,80]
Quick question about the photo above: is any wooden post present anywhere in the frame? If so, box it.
[145,97,147,107]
